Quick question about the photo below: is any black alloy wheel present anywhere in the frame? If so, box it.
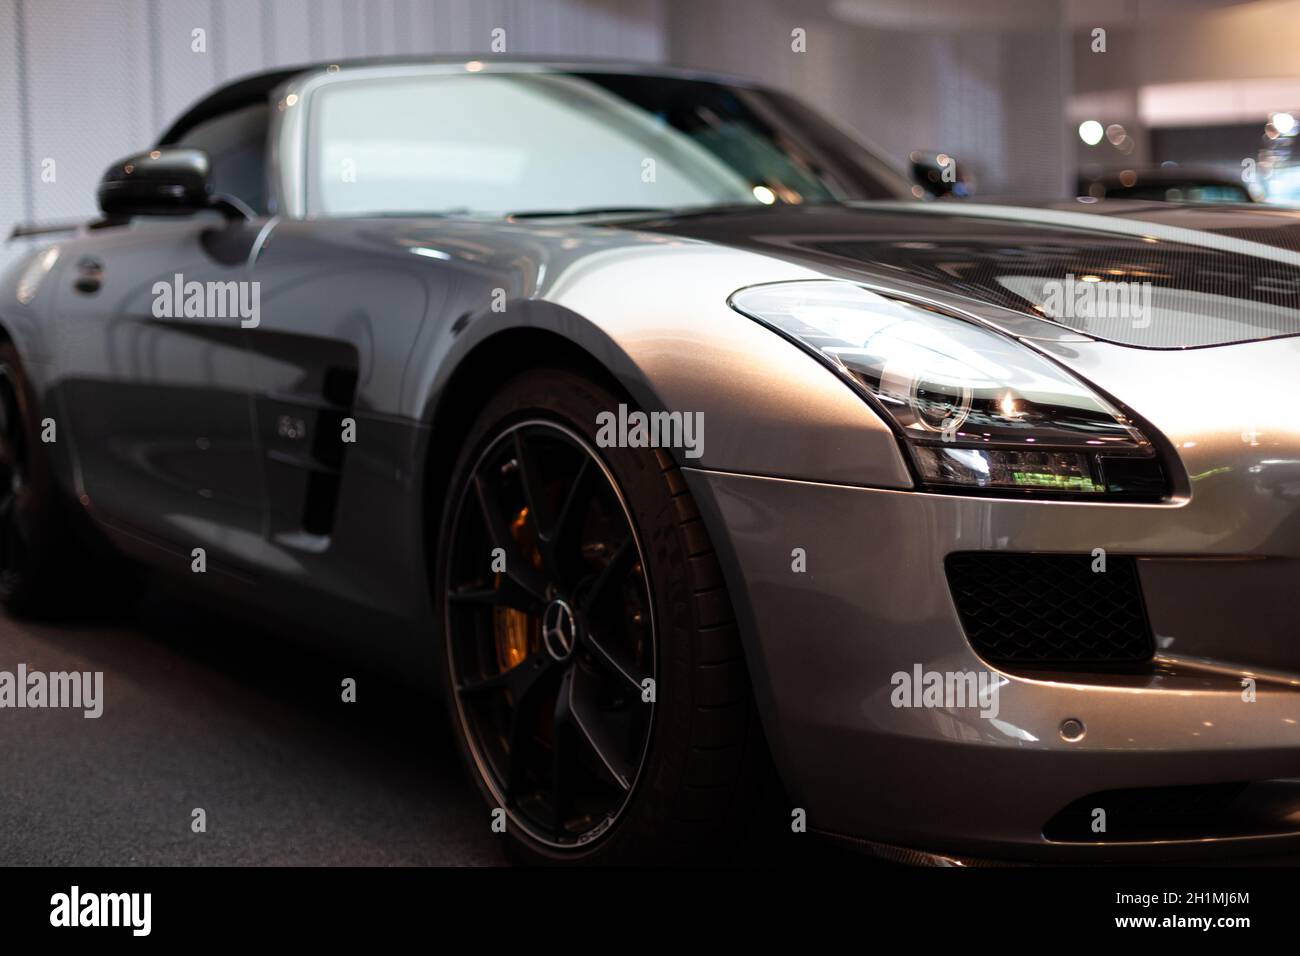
[444,419,655,850]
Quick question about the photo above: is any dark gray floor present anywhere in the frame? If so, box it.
[0,589,505,866]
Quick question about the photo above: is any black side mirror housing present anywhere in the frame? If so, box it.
[97,148,213,217]
[908,150,970,199]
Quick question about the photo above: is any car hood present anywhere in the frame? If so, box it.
[618,200,1300,350]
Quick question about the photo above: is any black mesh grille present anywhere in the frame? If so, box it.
[945,552,1154,666]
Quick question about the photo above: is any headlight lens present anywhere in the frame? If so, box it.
[730,281,1167,497]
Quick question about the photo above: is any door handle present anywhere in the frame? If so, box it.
[73,256,103,294]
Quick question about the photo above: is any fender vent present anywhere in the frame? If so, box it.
[945,552,1154,667]
[256,361,359,542]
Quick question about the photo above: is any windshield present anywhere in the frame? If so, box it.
[305,69,911,218]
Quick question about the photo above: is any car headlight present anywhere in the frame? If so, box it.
[729,281,1168,498]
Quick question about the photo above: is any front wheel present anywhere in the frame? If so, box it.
[435,369,773,864]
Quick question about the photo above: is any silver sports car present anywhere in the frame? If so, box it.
[4,57,1300,864]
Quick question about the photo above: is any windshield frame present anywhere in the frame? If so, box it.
[270,61,913,220]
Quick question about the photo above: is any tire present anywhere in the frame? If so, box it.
[0,341,72,615]
[435,368,775,864]
[0,341,140,618]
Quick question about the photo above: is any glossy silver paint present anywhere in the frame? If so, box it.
[4,58,1300,860]
[684,452,1300,860]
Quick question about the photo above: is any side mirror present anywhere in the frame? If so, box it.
[908,150,970,199]
[97,148,212,217]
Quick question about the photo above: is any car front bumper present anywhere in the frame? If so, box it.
[685,466,1300,862]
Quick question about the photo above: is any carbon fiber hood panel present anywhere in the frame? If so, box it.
[622,200,1300,350]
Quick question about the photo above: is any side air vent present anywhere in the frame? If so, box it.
[254,349,360,543]
[945,552,1155,667]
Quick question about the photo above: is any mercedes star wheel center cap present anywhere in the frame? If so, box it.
[542,598,578,662]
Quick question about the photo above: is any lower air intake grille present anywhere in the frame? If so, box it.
[945,552,1154,667]
[1043,781,1268,843]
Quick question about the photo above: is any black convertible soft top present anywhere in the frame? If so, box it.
[157,67,302,145]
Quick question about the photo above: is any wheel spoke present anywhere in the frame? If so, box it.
[581,628,645,693]
[583,537,637,615]
[457,649,550,700]
[501,657,559,798]
[512,431,565,583]
[546,457,595,587]
[473,472,547,600]
[567,664,633,792]
[447,586,499,605]
[512,431,550,529]
[448,576,542,615]
[550,667,575,826]
[550,456,590,543]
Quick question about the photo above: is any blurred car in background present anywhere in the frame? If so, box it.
[1077,166,1258,203]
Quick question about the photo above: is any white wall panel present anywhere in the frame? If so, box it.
[268,0,315,67]
[22,0,152,222]
[156,0,222,130]
[221,0,272,80]
[0,0,27,276]
[315,0,356,61]
[0,0,1067,285]
[0,0,669,258]
[665,0,1067,197]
